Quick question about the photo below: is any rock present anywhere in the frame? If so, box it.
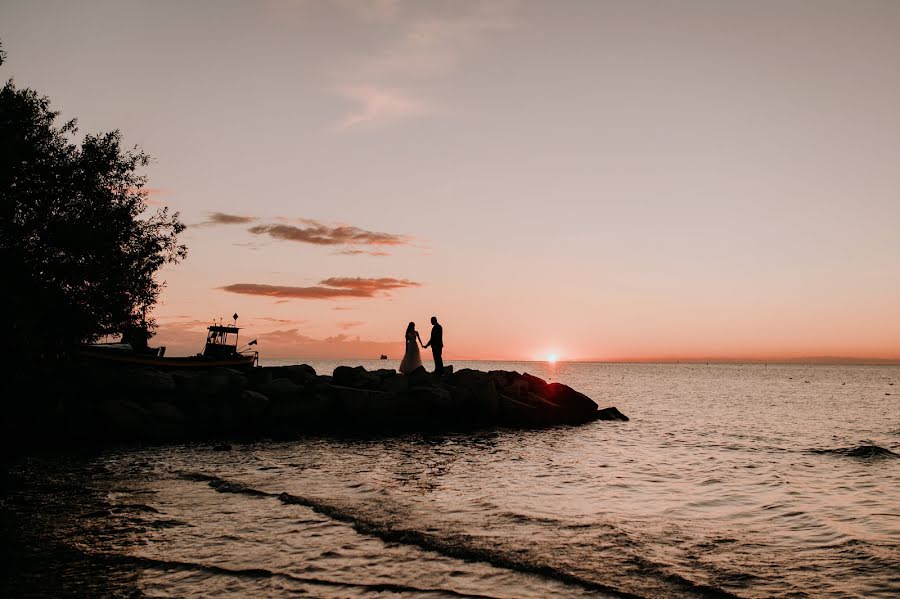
[542,383,599,423]
[333,366,381,390]
[488,370,521,395]
[411,386,453,411]
[372,368,398,379]
[148,400,184,423]
[172,370,230,398]
[130,368,176,393]
[596,407,629,421]
[101,399,151,439]
[407,366,437,388]
[269,391,333,432]
[6,362,623,446]
[221,368,249,390]
[239,390,270,417]
[259,378,302,402]
[498,393,541,425]
[267,364,317,385]
[380,374,409,394]
[448,369,499,416]
[521,372,549,396]
[148,401,187,438]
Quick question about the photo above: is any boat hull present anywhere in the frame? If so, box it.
[80,348,257,370]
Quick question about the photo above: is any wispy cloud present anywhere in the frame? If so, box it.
[202,212,258,226]
[333,2,519,129]
[333,248,391,257]
[248,220,411,248]
[336,85,433,130]
[220,277,421,300]
[256,316,305,324]
[337,320,365,330]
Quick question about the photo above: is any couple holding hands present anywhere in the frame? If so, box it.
[400,316,444,375]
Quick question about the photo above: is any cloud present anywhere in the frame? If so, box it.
[337,320,365,330]
[256,317,305,324]
[336,85,433,130]
[220,277,421,300]
[333,2,520,128]
[363,7,518,80]
[333,249,391,257]
[204,212,258,225]
[248,220,411,248]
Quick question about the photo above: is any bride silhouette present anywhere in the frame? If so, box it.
[399,321,424,374]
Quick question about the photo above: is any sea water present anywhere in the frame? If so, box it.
[3,362,899,597]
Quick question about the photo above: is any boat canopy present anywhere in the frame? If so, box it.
[205,324,241,358]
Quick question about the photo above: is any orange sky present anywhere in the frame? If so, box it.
[3,1,900,362]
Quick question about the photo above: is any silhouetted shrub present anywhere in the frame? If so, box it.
[0,41,186,366]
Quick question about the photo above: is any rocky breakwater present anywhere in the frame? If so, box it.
[4,364,628,446]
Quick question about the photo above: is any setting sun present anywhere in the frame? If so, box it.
[547,354,558,363]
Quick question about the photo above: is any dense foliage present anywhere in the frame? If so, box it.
[0,42,186,362]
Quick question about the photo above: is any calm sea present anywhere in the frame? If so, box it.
[3,362,899,597]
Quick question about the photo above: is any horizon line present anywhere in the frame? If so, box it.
[257,356,900,366]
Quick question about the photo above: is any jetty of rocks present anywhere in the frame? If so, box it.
[3,364,628,446]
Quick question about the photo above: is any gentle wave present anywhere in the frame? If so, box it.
[808,444,899,459]
[180,472,738,599]
[85,550,501,598]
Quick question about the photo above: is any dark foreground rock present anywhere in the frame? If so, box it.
[2,364,627,447]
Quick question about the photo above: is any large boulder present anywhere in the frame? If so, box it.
[259,378,303,402]
[447,369,500,426]
[101,399,151,439]
[331,386,401,427]
[411,386,453,411]
[521,372,550,396]
[129,368,176,393]
[407,366,438,388]
[172,370,231,398]
[380,374,409,394]
[498,393,542,426]
[239,390,270,418]
[267,364,317,385]
[148,400,187,438]
[333,366,381,390]
[542,383,598,423]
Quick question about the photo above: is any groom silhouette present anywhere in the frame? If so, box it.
[422,316,444,375]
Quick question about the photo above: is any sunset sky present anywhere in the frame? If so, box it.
[3,0,899,361]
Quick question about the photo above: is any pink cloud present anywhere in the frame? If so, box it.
[220,277,421,300]
[248,220,411,247]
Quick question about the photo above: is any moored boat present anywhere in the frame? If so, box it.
[81,318,259,370]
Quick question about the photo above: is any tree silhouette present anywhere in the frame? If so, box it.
[0,41,187,364]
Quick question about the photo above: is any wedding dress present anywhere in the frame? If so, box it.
[399,329,422,374]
